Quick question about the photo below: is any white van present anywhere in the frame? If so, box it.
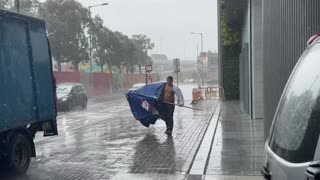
[262,34,320,180]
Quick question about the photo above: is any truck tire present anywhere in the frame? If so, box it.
[7,133,31,174]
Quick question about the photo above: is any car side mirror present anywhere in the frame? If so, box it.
[306,161,320,180]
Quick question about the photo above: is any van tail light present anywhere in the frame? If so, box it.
[307,33,320,46]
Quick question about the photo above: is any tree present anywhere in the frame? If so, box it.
[0,0,40,16]
[0,0,9,8]
[124,39,139,74]
[132,34,154,74]
[39,0,89,72]
[90,16,114,72]
[109,31,128,72]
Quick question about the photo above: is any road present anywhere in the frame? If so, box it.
[1,84,217,180]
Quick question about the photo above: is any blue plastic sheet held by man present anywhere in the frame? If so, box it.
[126,82,167,127]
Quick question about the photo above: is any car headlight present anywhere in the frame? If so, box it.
[61,97,68,101]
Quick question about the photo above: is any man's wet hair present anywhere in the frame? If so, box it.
[167,76,173,81]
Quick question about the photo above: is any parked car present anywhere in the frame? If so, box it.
[57,83,88,111]
[262,34,320,180]
[129,83,145,91]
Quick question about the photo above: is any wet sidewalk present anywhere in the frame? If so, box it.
[206,101,264,177]
[113,101,265,180]
[188,101,264,180]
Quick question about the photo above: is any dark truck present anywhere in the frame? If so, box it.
[0,10,58,174]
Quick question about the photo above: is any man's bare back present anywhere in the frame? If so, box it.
[164,84,174,103]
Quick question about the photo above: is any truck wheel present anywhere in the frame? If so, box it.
[7,133,31,174]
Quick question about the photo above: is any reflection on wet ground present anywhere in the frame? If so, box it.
[206,101,264,176]
[0,85,264,180]
[0,84,217,180]
[130,134,176,174]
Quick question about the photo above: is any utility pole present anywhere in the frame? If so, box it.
[191,32,204,87]
[88,3,109,73]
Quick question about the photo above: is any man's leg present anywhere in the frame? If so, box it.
[165,105,175,135]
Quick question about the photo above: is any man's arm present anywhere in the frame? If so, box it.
[173,86,184,106]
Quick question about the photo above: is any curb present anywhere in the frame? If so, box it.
[187,101,222,179]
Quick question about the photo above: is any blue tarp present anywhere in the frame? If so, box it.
[126,82,166,127]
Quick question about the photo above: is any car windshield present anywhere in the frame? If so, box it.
[56,85,72,94]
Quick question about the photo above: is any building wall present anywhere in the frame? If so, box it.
[251,0,264,119]
[239,0,264,119]
[263,0,320,138]
[217,0,222,88]
[240,2,251,115]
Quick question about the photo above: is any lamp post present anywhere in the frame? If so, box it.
[191,32,204,87]
[88,3,109,73]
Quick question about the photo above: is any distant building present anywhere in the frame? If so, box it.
[151,54,172,72]
[151,54,168,65]
[207,51,218,83]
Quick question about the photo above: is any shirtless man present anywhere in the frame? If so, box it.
[162,76,184,136]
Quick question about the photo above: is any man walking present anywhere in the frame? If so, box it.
[161,76,184,136]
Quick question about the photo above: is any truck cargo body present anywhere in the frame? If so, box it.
[0,10,57,174]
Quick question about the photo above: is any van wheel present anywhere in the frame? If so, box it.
[7,134,31,174]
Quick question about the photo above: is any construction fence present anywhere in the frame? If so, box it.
[54,72,156,97]
[192,86,225,104]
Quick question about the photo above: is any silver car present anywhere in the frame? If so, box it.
[262,34,320,180]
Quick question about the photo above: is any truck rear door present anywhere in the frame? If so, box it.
[0,16,36,130]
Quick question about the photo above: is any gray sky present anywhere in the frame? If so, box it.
[78,0,217,61]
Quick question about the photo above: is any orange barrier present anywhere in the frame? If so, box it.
[192,88,204,102]
[191,86,224,104]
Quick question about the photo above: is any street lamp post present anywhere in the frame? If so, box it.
[88,3,109,73]
[191,32,204,87]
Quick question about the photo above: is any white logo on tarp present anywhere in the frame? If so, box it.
[141,100,151,111]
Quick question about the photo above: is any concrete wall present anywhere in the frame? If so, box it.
[239,0,264,119]
[251,0,264,119]
[240,2,251,115]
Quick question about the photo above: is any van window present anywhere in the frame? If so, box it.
[269,44,320,163]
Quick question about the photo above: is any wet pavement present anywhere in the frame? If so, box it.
[205,101,264,177]
[0,84,218,180]
[0,84,265,180]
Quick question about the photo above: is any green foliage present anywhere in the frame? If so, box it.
[7,0,154,73]
[39,0,90,71]
[219,0,242,100]
[221,16,240,46]
[220,0,240,46]
[132,34,155,74]
[0,0,40,16]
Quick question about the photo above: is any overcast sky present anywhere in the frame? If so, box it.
[74,0,218,61]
